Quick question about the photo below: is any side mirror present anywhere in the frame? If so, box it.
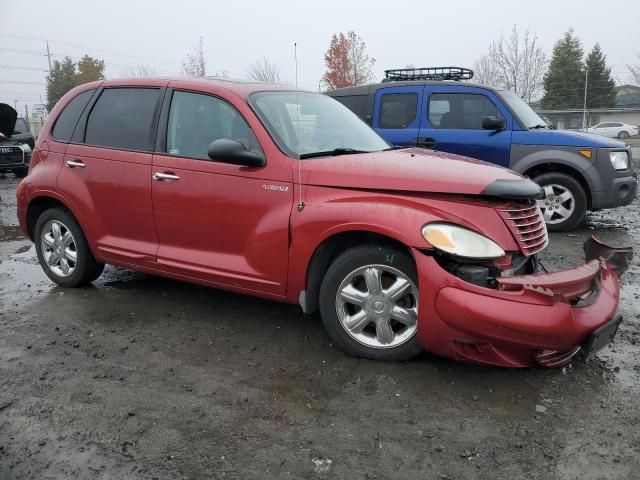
[207,138,265,167]
[482,116,505,131]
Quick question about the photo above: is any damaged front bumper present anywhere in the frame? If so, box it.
[413,236,633,368]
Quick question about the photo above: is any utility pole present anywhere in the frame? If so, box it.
[45,40,52,71]
[25,104,29,120]
[582,66,589,131]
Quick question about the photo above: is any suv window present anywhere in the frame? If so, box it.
[51,89,95,142]
[85,88,160,151]
[429,93,503,129]
[334,95,369,122]
[166,90,261,160]
[379,93,417,129]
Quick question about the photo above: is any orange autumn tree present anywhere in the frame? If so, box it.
[322,31,375,89]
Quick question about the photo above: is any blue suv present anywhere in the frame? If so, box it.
[326,67,637,231]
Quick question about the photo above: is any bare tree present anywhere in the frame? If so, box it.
[181,37,206,77]
[247,57,281,83]
[473,26,547,102]
[628,54,640,85]
[120,64,157,78]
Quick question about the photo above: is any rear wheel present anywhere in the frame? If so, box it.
[34,207,104,287]
[534,172,587,232]
[618,131,630,139]
[14,168,28,178]
[319,245,422,361]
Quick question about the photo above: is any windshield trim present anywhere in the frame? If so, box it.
[247,90,390,159]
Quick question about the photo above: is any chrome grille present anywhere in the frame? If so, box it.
[499,201,548,256]
[0,146,25,166]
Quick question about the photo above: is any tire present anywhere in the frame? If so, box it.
[319,244,422,361]
[14,168,28,178]
[618,131,630,139]
[533,172,587,232]
[34,207,104,287]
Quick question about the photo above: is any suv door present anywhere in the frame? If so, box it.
[58,86,165,265]
[372,86,423,147]
[151,86,292,295]
[419,88,512,166]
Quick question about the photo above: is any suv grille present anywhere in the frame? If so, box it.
[498,201,548,256]
[0,146,25,166]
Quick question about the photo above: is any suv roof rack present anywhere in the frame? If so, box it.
[383,67,474,82]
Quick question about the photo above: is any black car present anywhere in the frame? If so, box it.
[0,103,32,178]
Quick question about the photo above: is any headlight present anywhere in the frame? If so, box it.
[610,151,629,170]
[422,223,505,259]
[19,143,31,153]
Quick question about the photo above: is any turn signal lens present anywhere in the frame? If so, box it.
[579,150,592,159]
[422,223,505,259]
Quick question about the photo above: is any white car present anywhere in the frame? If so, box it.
[587,122,639,139]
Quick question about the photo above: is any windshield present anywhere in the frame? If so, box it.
[498,90,547,129]
[249,91,390,158]
[14,118,30,134]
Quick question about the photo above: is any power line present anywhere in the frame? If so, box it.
[0,65,49,72]
[0,47,48,56]
[0,80,46,85]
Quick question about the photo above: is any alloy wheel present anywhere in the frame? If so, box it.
[41,220,77,278]
[537,184,575,225]
[335,264,418,349]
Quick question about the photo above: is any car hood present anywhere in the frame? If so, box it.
[0,103,18,138]
[512,129,626,148]
[301,148,542,199]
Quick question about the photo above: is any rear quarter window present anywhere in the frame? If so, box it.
[51,89,96,142]
[333,95,370,122]
[85,88,161,151]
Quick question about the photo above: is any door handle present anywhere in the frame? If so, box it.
[415,137,437,149]
[65,160,86,168]
[153,172,180,181]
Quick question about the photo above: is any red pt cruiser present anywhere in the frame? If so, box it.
[16,78,632,367]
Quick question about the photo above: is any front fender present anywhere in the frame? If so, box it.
[510,144,596,185]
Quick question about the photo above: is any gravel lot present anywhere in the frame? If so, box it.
[0,150,638,480]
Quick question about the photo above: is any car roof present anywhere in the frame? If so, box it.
[325,80,503,96]
[98,76,305,98]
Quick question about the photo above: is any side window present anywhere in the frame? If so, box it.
[429,93,504,129]
[379,93,417,129]
[334,95,369,121]
[51,89,95,142]
[85,88,160,151]
[166,90,261,160]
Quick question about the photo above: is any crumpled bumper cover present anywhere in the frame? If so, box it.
[413,236,632,368]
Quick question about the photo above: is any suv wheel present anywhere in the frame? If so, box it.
[618,131,630,139]
[34,208,105,287]
[533,172,587,232]
[14,168,28,178]
[319,245,422,361]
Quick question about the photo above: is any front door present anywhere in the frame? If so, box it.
[151,88,292,295]
[419,88,512,166]
[372,86,424,147]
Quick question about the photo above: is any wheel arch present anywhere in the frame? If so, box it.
[523,162,592,209]
[26,194,87,241]
[301,229,414,315]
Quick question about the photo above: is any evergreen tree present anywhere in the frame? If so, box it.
[75,55,105,86]
[46,57,77,112]
[585,43,617,108]
[541,30,585,109]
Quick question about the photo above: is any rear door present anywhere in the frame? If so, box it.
[58,85,165,265]
[150,85,293,295]
[418,87,512,166]
[372,86,424,146]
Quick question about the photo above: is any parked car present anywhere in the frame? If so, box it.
[326,67,637,231]
[587,122,639,139]
[16,78,632,368]
[0,104,32,178]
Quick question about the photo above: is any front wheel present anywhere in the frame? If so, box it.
[34,207,105,287]
[534,172,587,232]
[319,245,422,361]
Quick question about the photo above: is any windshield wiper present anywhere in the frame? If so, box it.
[383,146,411,151]
[529,124,549,130]
[299,148,367,159]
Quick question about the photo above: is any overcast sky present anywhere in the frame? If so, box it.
[1,0,639,114]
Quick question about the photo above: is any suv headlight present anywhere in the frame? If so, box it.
[610,151,629,170]
[19,143,32,153]
[422,223,505,259]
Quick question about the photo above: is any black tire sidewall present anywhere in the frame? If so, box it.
[319,245,423,361]
[618,131,629,139]
[34,207,101,287]
[533,172,587,232]
[14,168,28,178]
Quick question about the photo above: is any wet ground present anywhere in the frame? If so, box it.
[0,152,639,480]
